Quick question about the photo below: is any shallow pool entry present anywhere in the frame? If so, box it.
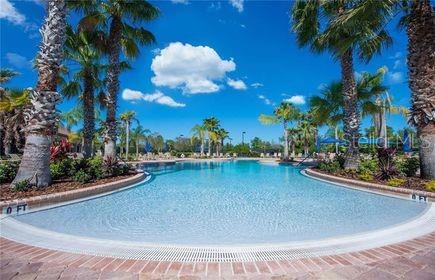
[10,160,427,245]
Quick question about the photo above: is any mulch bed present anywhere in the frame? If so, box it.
[313,168,433,193]
[0,172,138,202]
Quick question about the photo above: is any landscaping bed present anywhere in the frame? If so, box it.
[315,148,434,193]
[0,172,137,202]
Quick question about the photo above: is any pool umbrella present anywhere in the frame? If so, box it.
[403,130,411,152]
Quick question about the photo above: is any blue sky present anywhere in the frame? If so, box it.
[1,0,408,143]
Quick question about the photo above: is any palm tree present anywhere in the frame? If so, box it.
[131,124,150,159]
[120,111,137,160]
[404,0,435,179]
[69,0,159,160]
[297,113,316,156]
[291,0,394,169]
[259,102,300,160]
[0,69,19,84]
[203,117,220,156]
[12,0,67,187]
[287,128,301,156]
[0,88,29,156]
[191,124,206,156]
[215,128,229,156]
[61,25,106,158]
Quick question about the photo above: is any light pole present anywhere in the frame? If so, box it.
[242,131,246,145]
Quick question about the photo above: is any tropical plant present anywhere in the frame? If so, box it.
[120,111,137,159]
[0,69,19,84]
[259,102,300,160]
[0,87,29,156]
[291,0,394,169]
[191,124,206,156]
[12,0,67,188]
[50,139,72,161]
[131,124,150,159]
[61,25,106,158]
[203,117,220,156]
[148,133,164,153]
[297,113,316,156]
[377,147,398,180]
[69,0,159,160]
[215,128,229,156]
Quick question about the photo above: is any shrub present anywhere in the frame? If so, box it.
[50,158,73,180]
[88,156,104,180]
[387,178,406,187]
[0,161,19,184]
[50,139,72,161]
[71,158,90,175]
[12,179,30,192]
[335,154,346,169]
[358,159,378,175]
[359,172,374,182]
[399,157,420,177]
[103,156,119,177]
[377,148,398,180]
[425,181,435,192]
[318,160,341,173]
[73,170,92,183]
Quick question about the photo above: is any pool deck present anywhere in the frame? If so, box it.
[1,234,434,279]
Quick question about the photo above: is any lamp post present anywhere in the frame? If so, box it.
[242,131,246,145]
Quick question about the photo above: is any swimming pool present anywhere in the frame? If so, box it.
[8,160,428,246]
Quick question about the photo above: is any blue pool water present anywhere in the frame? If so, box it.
[13,160,426,245]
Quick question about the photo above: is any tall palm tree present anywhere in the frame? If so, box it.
[203,117,220,156]
[215,128,229,156]
[120,111,137,159]
[259,102,301,160]
[404,0,435,179]
[131,124,150,159]
[62,26,106,158]
[297,113,316,156]
[12,0,67,187]
[191,124,206,156]
[291,0,394,169]
[69,0,159,160]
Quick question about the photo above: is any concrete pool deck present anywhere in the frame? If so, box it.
[1,234,434,279]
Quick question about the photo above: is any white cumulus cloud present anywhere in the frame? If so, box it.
[229,0,244,12]
[0,0,26,25]
[227,78,247,90]
[387,71,404,84]
[258,94,274,106]
[171,0,188,4]
[5,52,31,69]
[151,42,236,94]
[122,89,185,108]
[284,95,306,105]
[251,82,263,88]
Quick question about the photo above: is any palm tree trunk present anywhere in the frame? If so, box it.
[283,122,289,160]
[125,121,129,160]
[104,15,122,160]
[407,0,435,179]
[200,139,204,156]
[12,0,66,188]
[136,139,139,159]
[82,69,94,158]
[335,125,339,154]
[208,133,211,156]
[340,49,360,169]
